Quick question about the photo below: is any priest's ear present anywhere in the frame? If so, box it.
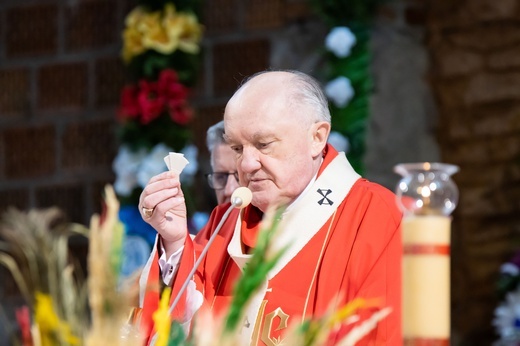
[310,121,330,158]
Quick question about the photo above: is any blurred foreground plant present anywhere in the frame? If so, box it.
[0,186,142,346]
[0,187,390,345]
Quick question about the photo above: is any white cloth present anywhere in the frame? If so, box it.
[158,243,184,285]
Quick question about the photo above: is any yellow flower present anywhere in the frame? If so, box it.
[122,6,147,62]
[34,291,80,346]
[163,4,203,54]
[121,4,203,62]
[141,9,173,54]
[152,287,172,346]
[122,26,146,62]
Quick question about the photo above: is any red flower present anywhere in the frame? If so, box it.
[138,79,165,125]
[158,69,192,125]
[118,85,140,121]
[169,99,193,125]
[117,68,193,126]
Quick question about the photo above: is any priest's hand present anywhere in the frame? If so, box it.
[139,171,187,258]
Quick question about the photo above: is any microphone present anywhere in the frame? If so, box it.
[167,187,253,315]
[230,186,253,209]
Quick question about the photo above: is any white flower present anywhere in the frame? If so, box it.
[328,131,350,154]
[137,143,173,188]
[112,145,147,196]
[114,142,199,194]
[325,26,356,58]
[325,76,355,108]
[493,286,520,340]
[501,263,520,276]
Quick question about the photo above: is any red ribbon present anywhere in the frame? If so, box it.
[403,244,450,255]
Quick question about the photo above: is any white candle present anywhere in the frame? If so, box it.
[402,215,451,343]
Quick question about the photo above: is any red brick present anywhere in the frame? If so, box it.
[190,104,226,154]
[95,57,126,107]
[0,189,30,213]
[465,72,520,105]
[6,4,58,57]
[447,22,520,52]
[38,63,88,110]
[486,134,520,162]
[65,0,118,51]
[3,125,56,178]
[489,45,520,70]
[404,5,427,26]
[190,65,206,99]
[442,112,474,140]
[244,0,283,30]
[0,68,30,115]
[121,0,136,15]
[62,119,117,170]
[0,8,3,39]
[442,139,489,165]
[35,184,85,224]
[452,163,505,187]
[472,102,520,136]
[426,2,477,30]
[202,0,237,34]
[465,0,518,22]
[434,47,483,78]
[283,0,313,21]
[432,79,469,110]
[212,39,270,96]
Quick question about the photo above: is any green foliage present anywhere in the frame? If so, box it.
[308,0,384,26]
[127,49,202,84]
[223,207,288,334]
[137,0,202,14]
[117,113,192,153]
[168,322,191,346]
[325,25,370,174]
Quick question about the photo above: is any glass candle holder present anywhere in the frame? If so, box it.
[394,162,459,216]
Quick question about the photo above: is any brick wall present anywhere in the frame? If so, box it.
[0,0,128,226]
[425,1,520,344]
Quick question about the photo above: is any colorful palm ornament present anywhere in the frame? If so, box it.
[113,0,204,275]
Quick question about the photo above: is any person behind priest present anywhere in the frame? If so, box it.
[137,69,402,345]
[205,120,240,205]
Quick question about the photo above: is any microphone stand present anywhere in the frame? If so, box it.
[168,196,245,315]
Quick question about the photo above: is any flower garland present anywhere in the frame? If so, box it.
[112,0,203,275]
[309,0,383,174]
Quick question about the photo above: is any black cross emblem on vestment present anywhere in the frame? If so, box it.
[317,188,333,205]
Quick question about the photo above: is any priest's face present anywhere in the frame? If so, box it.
[224,72,326,212]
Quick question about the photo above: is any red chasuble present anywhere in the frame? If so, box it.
[139,145,402,345]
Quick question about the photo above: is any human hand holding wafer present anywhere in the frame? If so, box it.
[139,152,190,256]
